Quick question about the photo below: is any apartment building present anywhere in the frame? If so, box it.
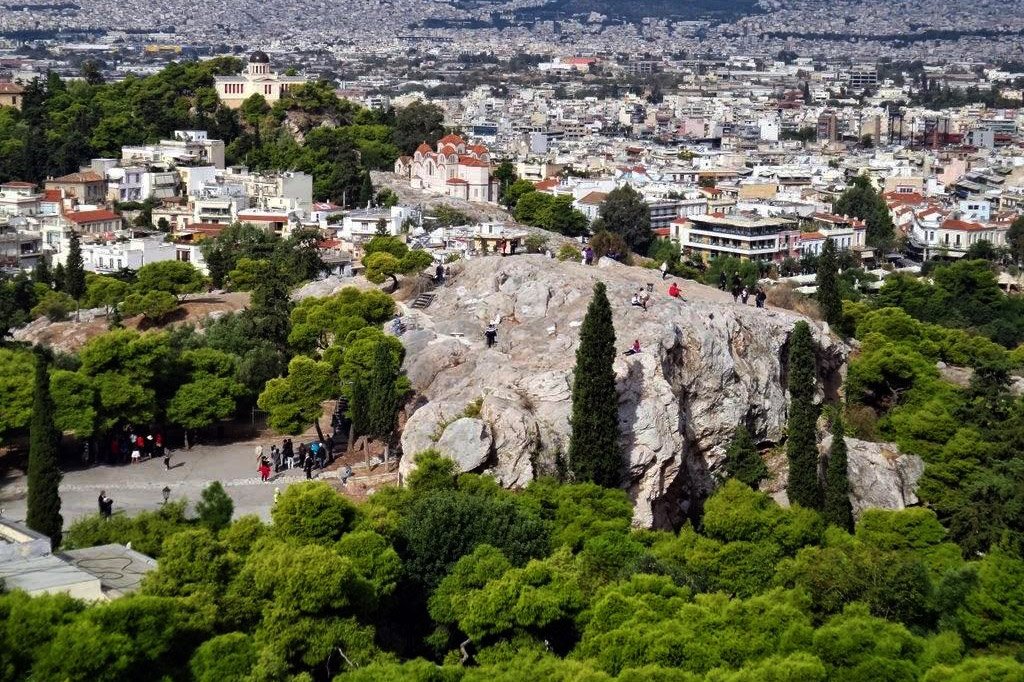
[673,212,800,262]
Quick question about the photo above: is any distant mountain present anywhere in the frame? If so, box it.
[458,0,763,23]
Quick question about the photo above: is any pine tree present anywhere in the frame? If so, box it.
[26,348,63,548]
[824,416,854,531]
[568,281,621,487]
[816,238,842,328]
[367,342,400,440]
[724,425,768,488]
[196,481,234,531]
[64,231,86,302]
[786,321,822,510]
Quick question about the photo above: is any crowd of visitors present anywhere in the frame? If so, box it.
[94,426,166,466]
[255,435,337,482]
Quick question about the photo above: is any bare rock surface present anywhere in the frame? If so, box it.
[824,435,925,517]
[397,254,859,527]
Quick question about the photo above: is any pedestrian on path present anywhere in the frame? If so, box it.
[254,444,264,462]
[163,449,171,471]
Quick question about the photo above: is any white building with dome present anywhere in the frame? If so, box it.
[214,51,308,108]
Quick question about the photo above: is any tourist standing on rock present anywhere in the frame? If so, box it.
[484,324,498,348]
[304,454,314,480]
[756,287,767,309]
[718,271,727,290]
[741,286,750,305]
[584,246,594,265]
[326,434,335,462]
[731,283,741,303]
[731,272,742,291]
[660,261,669,279]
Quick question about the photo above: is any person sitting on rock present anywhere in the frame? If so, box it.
[624,339,642,356]
[631,292,643,308]
[668,282,681,298]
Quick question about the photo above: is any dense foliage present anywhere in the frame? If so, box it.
[5,472,1024,681]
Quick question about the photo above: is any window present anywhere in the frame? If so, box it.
[265,84,272,95]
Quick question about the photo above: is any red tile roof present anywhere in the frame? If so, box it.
[42,189,62,202]
[415,143,431,154]
[941,219,985,232]
[800,231,826,240]
[0,82,24,94]
[50,171,104,184]
[577,191,608,206]
[1,181,34,188]
[438,133,466,146]
[534,178,559,191]
[883,191,924,205]
[457,155,489,168]
[66,209,120,224]
[446,178,468,184]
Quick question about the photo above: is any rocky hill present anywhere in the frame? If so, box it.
[395,255,923,528]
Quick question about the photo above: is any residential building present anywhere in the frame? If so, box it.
[674,212,800,262]
[0,81,23,109]
[45,171,107,204]
[336,205,419,241]
[817,111,838,144]
[63,209,123,235]
[0,181,42,217]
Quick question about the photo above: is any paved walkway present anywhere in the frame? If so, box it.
[0,440,358,529]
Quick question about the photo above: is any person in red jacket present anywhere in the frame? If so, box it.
[668,282,680,298]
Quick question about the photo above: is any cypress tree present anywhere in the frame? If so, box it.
[26,348,63,548]
[247,264,292,351]
[724,424,768,488]
[64,231,86,302]
[33,258,52,287]
[568,281,620,487]
[52,262,66,292]
[786,321,822,510]
[367,342,399,440]
[824,416,854,531]
[349,376,369,437]
[358,172,374,208]
[816,238,842,328]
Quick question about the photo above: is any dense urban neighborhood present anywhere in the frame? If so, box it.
[3,2,1024,681]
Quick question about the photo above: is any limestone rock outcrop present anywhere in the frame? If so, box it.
[823,435,924,517]
[397,255,855,527]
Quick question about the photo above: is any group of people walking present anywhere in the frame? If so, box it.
[719,271,767,308]
[106,427,166,467]
[256,436,336,482]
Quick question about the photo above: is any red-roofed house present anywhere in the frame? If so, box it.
[908,209,1008,260]
[0,81,24,109]
[64,209,122,234]
[574,191,608,221]
[45,171,106,204]
[396,133,499,203]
